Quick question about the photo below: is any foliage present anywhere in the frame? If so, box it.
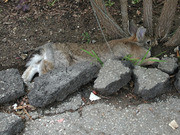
[139,47,151,65]
[81,49,103,66]
[132,0,140,4]
[82,32,91,44]
[48,0,58,6]
[124,48,166,66]
[105,0,115,7]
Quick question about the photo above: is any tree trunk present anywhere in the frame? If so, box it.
[143,0,153,35]
[155,0,178,39]
[90,0,127,39]
[120,0,129,34]
[165,26,180,46]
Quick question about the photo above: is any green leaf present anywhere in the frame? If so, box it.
[146,59,166,62]
[81,49,103,66]
[81,49,95,58]
[154,51,166,57]
[91,50,103,65]
[139,47,151,65]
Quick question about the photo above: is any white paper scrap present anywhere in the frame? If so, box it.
[169,120,179,129]
[89,92,101,101]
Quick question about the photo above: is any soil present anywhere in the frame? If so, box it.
[0,0,179,73]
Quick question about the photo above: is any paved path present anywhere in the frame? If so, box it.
[22,95,180,135]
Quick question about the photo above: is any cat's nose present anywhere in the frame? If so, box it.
[146,40,151,45]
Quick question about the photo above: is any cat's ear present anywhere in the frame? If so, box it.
[136,26,147,41]
[128,20,138,36]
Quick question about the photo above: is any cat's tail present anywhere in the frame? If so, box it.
[25,54,43,67]
[22,43,55,83]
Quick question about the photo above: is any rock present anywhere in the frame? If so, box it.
[94,59,131,95]
[133,66,171,100]
[91,40,96,44]
[0,69,25,104]
[174,70,180,93]
[2,38,7,42]
[28,62,100,108]
[44,94,83,115]
[0,112,25,135]
[158,57,178,74]
[28,93,83,119]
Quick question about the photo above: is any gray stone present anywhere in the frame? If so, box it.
[158,57,178,74]
[0,68,25,104]
[0,112,25,135]
[91,40,96,44]
[28,62,100,108]
[2,38,7,42]
[174,70,180,93]
[133,66,171,100]
[28,94,84,119]
[94,59,131,95]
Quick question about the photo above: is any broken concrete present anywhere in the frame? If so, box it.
[0,112,25,135]
[28,62,100,108]
[158,57,178,74]
[43,93,83,115]
[94,59,131,95]
[0,69,25,104]
[133,66,171,100]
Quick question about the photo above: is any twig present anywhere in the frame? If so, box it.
[90,0,114,56]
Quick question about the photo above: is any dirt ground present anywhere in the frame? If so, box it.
[0,0,179,73]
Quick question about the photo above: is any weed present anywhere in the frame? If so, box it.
[132,0,140,4]
[81,49,103,66]
[48,0,58,6]
[139,47,151,65]
[105,0,115,7]
[82,32,91,44]
[154,51,166,57]
[124,55,140,65]
[124,48,166,66]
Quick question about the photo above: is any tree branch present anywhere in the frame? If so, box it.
[91,0,127,39]
[143,0,153,35]
[155,0,178,39]
[120,0,129,34]
[165,26,180,46]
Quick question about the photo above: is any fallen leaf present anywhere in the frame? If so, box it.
[92,90,97,95]
[177,50,179,57]
[136,10,141,16]
[81,97,86,103]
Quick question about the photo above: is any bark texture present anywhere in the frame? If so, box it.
[120,0,129,34]
[155,0,178,39]
[143,0,153,35]
[165,26,180,46]
[90,0,127,39]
